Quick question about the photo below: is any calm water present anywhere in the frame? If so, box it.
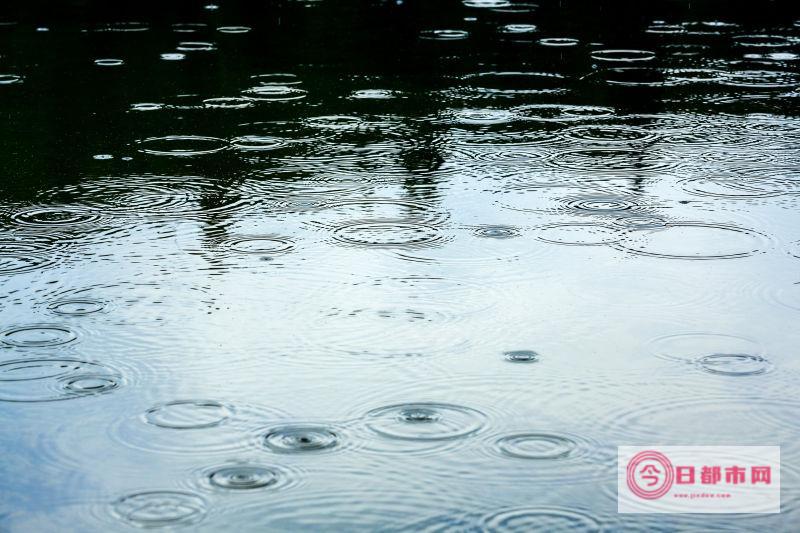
[1,0,800,530]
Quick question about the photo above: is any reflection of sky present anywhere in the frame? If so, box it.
[1,109,800,529]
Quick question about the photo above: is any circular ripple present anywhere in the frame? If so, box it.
[590,49,655,62]
[137,135,228,156]
[678,177,798,198]
[177,41,216,51]
[130,102,165,111]
[0,359,120,402]
[537,223,624,246]
[231,135,287,151]
[500,24,538,35]
[0,74,23,85]
[53,175,250,217]
[94,59,123,67]
[364,403,487,441]
[243,85,307,101]
[464,71,566,94]
[224,236,294,255]
[549,148,674,173]
[203,97,253,109]
[697,354,773,376]
[615,223,766,260]
[208,465,278,489]
[172,23,207,32]
[261,424,342,453]
[495,433,579,460]
[648,332,763,363]
[564,195,640,215]
[474,225,519,239]
[503,350,539,363]
[48,299,106,316]
[733,34,794,48]
[349,89,397,100]
[11,207,100,227]
[332,222,443,248]
[564,125,658,144]
[719,69,799,89]
[217,26,252,34]
[112,491,207,528]
[0,324,78,347]
[605,395,800,444]
[419,29,469,41]
[480,507,601,532]
[251,73,302,86]
[0,242,55,275]
[463,0,511,7]
[538,37,580,47]
[144,400,234,429]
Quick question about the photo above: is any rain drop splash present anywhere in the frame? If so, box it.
[474,226,519,239]
[262,425,341,453]
[365,403,486,441]
[503,350,539,363]
[137,135,228,156]
[0,359,120,402]
[208,464,279,489]
[419,29,469,41]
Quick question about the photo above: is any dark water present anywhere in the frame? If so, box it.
[1,0,799,530]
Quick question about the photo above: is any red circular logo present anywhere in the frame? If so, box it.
[626,450,674,499]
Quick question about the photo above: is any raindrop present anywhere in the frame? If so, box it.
[208,464,279,489]
[365,403,486,441]
[475,226,519,239]
[503,350,539,363]
[262,425,341,453]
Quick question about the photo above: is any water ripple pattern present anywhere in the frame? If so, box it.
[0,1,799,531]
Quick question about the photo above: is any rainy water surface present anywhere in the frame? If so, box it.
[1,0,800,530]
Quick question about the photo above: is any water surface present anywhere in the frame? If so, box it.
[1,0,799,530]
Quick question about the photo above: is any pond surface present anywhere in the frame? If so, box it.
[1,0,799,530]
